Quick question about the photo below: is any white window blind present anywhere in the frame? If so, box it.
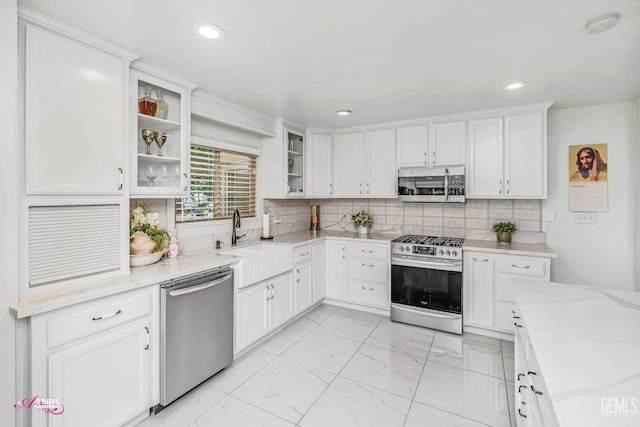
[29,205,121,287]
[176,144,257,223]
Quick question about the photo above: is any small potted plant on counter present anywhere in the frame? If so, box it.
[130,205,169,266]
[492,221,517,243]
[351,210,374,236]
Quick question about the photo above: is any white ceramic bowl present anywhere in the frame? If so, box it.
[130,249,167,267]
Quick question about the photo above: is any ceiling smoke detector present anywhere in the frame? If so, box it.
[585,13,620,34]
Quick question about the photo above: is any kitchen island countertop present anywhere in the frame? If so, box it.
[511,278,640,426]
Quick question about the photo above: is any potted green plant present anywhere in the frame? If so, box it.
[492,221,517,243]
[351,210,374,235]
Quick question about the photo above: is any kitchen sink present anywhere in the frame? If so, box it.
[223,243,293,288]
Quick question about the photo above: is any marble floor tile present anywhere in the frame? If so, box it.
[404,401,488,427]
[136,385,226,427]
[280,330,361,374]
[333,307,385,324]
[285,316,318,331]
[299,377,411,427]
[428,332,505,379]
[365,318,434,359]
[259,321,313,356]
[303,304,337,325]
[340,343,425,399]
[314,314,379,342]
[189,395,295,427]
[460,331,502,346]
[231,357,335,423]
[208,349,276,393]
[414,361,511,427]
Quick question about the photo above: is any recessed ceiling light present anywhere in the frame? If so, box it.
[585,13,620,34]
[196,23,226,40]
[336,110,352,116]
[506,82,525,90]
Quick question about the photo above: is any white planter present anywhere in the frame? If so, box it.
[358,225,370,236]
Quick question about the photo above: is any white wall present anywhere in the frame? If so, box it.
[0,0,18,424]
[544,102,636,290]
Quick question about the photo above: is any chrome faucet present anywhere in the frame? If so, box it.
[231,210,241,246]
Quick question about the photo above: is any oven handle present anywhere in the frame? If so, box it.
[391,257,462,272]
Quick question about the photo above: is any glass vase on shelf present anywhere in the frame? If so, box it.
[138,86,157,116]
[155,89,168,120]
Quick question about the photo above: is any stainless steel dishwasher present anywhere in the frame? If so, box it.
[155,266,234,412]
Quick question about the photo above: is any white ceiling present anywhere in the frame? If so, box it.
[19,0,640,129]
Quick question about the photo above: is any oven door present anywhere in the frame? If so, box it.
[391,257,462,315]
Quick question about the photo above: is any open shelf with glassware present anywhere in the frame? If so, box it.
[286,130,305,195]
[130,65,196,197]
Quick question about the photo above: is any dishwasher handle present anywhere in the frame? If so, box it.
[168,274,232,297]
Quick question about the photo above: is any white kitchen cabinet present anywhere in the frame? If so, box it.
[21,18,137,194]
[464,251,551,335]
[334,129,396,197]
[397,125,429,167]
[307,133,334,197]
[467,105,550,199]
[325,242,348,300]
[262,118,306,198]
[294,261,313,314]
[29,286,158,427]
[463,252,495,329]
[312,243,326,304]
[130,65,196,197]
[428,120,467,166]
[334,132,365,197]
[235,271,293,353]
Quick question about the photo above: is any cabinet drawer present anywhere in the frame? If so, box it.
[496,256,547,278]
[349,280,388,308]
[349,243,388,259]
[43,286,155,349]
[293,246,312,264]
[349,258,388,284]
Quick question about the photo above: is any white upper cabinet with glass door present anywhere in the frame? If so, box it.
[262,118,306,198]
[130,63,197,197]
[20,9,138,195]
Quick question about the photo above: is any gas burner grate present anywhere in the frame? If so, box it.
[392,234,465,247]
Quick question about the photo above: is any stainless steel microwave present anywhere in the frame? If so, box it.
[397,166,465,203]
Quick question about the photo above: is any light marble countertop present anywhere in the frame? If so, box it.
[511,278,640,426]
[463,239,557,257]
[269,229,399,246]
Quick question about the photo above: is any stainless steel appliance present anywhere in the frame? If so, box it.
[155,266,234,412]
[390,235,464,334]
[397,166,465,203]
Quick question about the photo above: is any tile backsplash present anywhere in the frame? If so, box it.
[265,198,543,241]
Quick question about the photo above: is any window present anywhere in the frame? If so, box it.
[176,144,257,223]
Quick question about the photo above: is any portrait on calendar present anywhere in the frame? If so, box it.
[568,143,608,212]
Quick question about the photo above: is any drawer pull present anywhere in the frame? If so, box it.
[144,326,149,350]
[92,309,122,321]
[298,252,309,257]
[361,249,374,253]
[511,264,530,269]
[517,373,526,381]
[473,258,489,262]
[519,385,528,392]
[514,322,523,328]
[361,263,374,267]
[531,385,543,395]
[513,315,520,319]
[361,286,374,291]
[518,408,527,418]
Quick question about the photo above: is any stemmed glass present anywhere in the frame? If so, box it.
[144,164,158,186]
[141,129,156,155]
[154,131,167,156]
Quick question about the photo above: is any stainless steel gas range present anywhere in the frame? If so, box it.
[390,235,464,334]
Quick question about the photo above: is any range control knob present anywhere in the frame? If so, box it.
[439,249,444,256]
[445,250,451,256]
[451,250,458,257]
[399,246,405,252]
[406,245,412,253]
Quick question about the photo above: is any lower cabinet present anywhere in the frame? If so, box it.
[235,271,293,353]
[294,257,313,314]
[464,251,551,335]
[29,286,158,427]
[312,243,326,304]
[324,239,390,310]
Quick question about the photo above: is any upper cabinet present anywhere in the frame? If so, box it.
[397,120,466,168]
[129,64,196,197]
[467,104,551,199]
[307,133,334,197]
[262,118,306,198]
[21,14,138,195]
[334,129,396,198]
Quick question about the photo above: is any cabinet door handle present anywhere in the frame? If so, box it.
[361,249,374,254]
[92,309,122,321]
[512,264,530,269]
[329,183,333,194]
[270,283,274,299]
[530,385,543,395]
[183,173,188,191]
[296,268,300,283]
[424,152,427,164]
[117,168,124,190]
[518,408,527,418]
[517,373,526,381]
[366,182,370,194]
[513,315,520,319]
[518,385,528,392]
[266,285,270,301]
[342,247,346,259]
[144,326,150,350]
[473,258,489,262]
[361,286,374,291]
[361,263,374,267]
[359,183,363,194]
[514,322,523,328]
